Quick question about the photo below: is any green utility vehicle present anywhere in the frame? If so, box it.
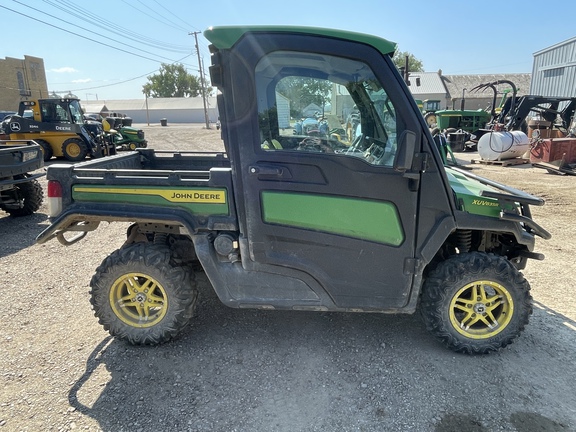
[0,140,44,216]
[36,26,550,354]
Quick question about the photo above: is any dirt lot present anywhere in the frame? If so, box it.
[1,124,576,432]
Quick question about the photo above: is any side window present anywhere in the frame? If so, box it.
[41,102,71,123]
[55,103,71,123]
[255,51,399,167]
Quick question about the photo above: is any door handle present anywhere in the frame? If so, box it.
[249,165,284,177]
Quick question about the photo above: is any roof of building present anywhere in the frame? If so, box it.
[407,72,447,95]
[441,73,532,99]
[82,103,108,113]
[533,36,576,56]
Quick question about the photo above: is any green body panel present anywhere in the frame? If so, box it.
[445,168,513,217]
[261,191,404,246]
[204,25,397,56]
[435,109,491,132]
[72,185,229,216]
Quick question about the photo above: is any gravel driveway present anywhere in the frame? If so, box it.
[1,124,575,431]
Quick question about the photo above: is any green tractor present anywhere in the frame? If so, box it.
[102,117,148,151]
[433,109,492,151]
[416,99,441,127]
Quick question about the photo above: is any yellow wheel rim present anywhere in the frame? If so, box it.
[129,143,137,150]
[449,280,514,339]
[425,114,437,127]
[66,142,81,157]
[109,273,168,328]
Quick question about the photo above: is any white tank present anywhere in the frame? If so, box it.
[478,131,530,161]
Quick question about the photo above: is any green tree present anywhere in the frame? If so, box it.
[392,50,424,73]
[277,77,332,116]
[142,63,211,98]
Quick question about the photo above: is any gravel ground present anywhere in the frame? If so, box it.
[1,124,576,432]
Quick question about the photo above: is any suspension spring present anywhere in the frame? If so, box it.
[153,233,168,245]
[456,230,472,253]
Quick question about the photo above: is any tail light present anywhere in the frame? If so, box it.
[47,180,62,217]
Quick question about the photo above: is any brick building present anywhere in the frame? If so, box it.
[0,55,49,111]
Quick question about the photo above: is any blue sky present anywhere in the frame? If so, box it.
[2,0,575,101]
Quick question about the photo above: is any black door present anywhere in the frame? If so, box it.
[223,33,430,310]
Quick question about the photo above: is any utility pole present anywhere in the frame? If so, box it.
[190,31,210,129]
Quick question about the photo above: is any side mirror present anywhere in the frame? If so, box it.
[394,130,416,172]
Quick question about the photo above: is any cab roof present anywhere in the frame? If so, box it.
[204,25,397,56]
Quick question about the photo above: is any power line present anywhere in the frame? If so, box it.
[152,0,194,31]
[43,0,191,52]
[1,2,210,97]
[50,53,194,93]
[135,0,190,33]
[123,0,189,33]
[9,1,187,63]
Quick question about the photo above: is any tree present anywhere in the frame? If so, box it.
[277,77,332,117]
[392,50,424,74]
[142,63,211,98]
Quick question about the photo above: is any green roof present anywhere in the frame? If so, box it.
[204,25,397,56]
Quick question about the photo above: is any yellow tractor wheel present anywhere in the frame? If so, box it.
[61,138,88,161]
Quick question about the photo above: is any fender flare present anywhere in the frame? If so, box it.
[36,205,201,245]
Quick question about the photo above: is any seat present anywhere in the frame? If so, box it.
[261,139,283,150]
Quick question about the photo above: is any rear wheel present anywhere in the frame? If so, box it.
[424,112,437,127]
[61,138,88,161]
[5,176,43,217]
[34,139,53,161]
[420,252,532,354]
[90,243,198,345]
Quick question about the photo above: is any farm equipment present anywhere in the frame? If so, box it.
[0,97,115,161]
[421,99,441,127]
[102,117,148,151]
[37,25,550,355]
[0,140,44,216]
[469,80,576,161]
[433,109,492,151]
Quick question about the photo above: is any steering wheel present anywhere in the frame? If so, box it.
[339,133,367,156]
[297,136,334,153]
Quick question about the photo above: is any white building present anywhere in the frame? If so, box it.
[82,96,218,124]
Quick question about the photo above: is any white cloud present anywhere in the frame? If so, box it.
[72,78,92,83]
[49,67,78,73]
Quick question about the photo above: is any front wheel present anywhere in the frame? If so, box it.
[420,252,532,354]
[90,243,198,345]
[62,138,88,161]
[5,176,43,217]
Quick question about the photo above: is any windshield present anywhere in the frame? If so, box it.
[69,100,84,124]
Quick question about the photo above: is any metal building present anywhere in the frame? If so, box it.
[530,36,576,97]
[82,97,219,125]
